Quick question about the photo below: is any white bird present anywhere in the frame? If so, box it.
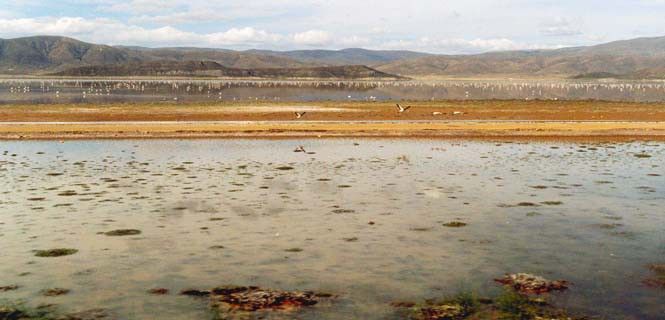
[294,145,306,153]
[396,104,411,113]
[453,111,464,116]
[295,112,307,119]
[432,112,443,116]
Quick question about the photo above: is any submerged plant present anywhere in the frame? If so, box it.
[406,291,480,320]
[495,289,534,319]
[104,229,141,236]
[0,300,55,320]
[33,248,78,258]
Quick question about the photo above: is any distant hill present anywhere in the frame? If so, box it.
[119,46,311,69]
[246,48,430,66]
[0,36,136,74]
[4,35,665,79]
[573,67,665,80]
[50,60,404,79]
[0,36,311,74]
[374,36,665,78]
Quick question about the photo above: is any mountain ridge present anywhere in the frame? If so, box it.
[2,35,665,78]
[375,36,665,77]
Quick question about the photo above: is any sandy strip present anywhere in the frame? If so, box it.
[1,120,664,140]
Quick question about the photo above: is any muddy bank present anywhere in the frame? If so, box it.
[1,120,665,140]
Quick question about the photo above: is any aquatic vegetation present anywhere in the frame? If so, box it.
[403,291,480,319]
[495,273,569,294]
[147,288,169,295]
[179,285,333,316]
[643,264,665,289]
[103,229,141,236]
[34,248,78,257]
[180,289,211,297]
[495,289,541,319]
[209,286,326,313]
[516,202,538,207]
[442,221,467,228]
[0,301,52,320]
[594,223,623,230]
[396,289,583,320]
[41,288,70,297]
[412,303,466,320]
[331,209,355,214]
[0,285,19,292]
[59,308,111,320]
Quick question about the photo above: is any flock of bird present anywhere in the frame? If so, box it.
[2,79,665,103]
[291,103,462,120]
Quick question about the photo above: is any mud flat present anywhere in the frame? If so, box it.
[1,120,665,140]
[1,101,665,140]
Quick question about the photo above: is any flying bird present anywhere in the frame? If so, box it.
[396,104,411,113]
[295,112,307,119]
[294,145,306,153]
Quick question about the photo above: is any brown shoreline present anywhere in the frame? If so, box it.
[2,101,665,141]
[1,121,664,141]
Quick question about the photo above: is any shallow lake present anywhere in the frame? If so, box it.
[2,79,665,103]
[1,139,664,319]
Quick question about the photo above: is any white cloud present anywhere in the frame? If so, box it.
[379,37,563,54]
[207,28,283,46]
[130,11,228,25]
[540,17,583,37]
[2,0,663,53]
[292,30,332,46]
[0,17,283,47]
[98,0,184,14]
[0,16,573,53]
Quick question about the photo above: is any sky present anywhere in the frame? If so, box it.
[0,0,664,54]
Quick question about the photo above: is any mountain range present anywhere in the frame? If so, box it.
[1,35,665,79]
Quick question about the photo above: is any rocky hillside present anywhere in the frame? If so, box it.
[374,36,665,78]
[246,48,430,66]
[0,36,135,74]
[0,36,309,74]
[50,60,404,79]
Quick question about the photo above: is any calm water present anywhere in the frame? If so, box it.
[2,79,665,103]
[1,139,664,319]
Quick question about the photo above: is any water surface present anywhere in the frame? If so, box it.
[0,139,664,319]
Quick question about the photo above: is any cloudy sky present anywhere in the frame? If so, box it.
[1,0,664,54]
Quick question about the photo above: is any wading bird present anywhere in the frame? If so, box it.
[396,104,411,113]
